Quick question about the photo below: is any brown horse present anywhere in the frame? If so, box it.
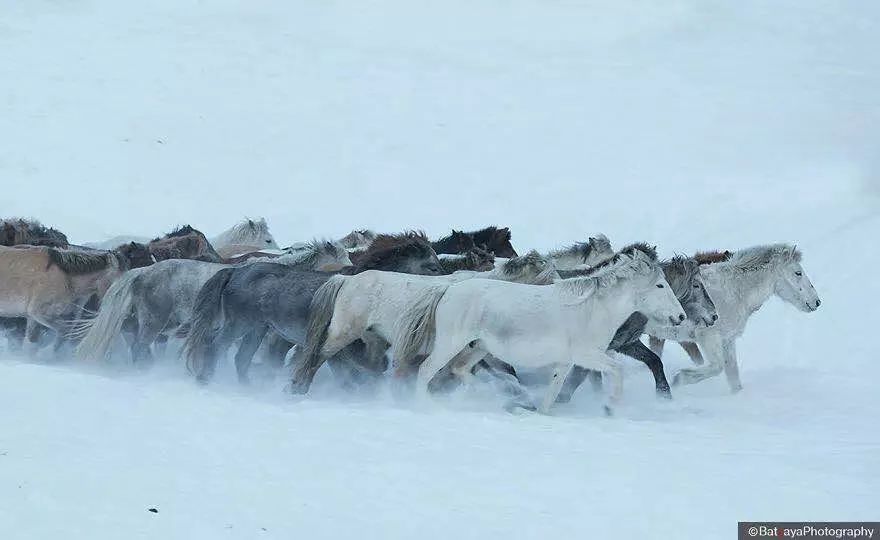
[0,218,69,248]
[0,246,129,351]
[148,225,222,263]
[431,226,518,258]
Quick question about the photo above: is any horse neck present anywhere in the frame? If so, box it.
[716,264,777,315]
[68,265,121,298]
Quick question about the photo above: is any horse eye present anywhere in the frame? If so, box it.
[693,284,700,288]
[795,271,802,277]
[656,284,664,289]
[265,240,272,244]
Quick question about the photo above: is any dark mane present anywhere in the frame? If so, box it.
[694,250,733,265]
[47,248,115,275]
[152,225,201,242]
[619,242,657,261]
[348,231,433,271]
[1,217,69,248]
[432,225,517,257]
[561,241,657,278]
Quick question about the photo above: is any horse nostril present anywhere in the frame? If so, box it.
[712,314,718,321]
[815,299,821,307]
[678,314,685,322]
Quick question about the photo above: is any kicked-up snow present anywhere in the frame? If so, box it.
[1,0,879,538]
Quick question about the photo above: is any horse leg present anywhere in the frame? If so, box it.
[474,355,536,412]
[153,334,169,359]
[540,363,574,414]
[5,319,26,353]
[672,333,724,386]
[721,339,742,393]
[24,318,44,358]
[556,365,590,404]
[680,341,705,365]
[648,336,666,358]
[591,351,625,416]
[416,341,468,402]
[234,325,269,385]
[132,313,165,368]
[617,340,672,399]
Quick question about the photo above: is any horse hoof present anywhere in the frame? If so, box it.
[730,384,743,394]
[603,405,614,417]
[285,381,309,395]
[656,388,673,400]
[554,393,573,404]
[504,401,537,414]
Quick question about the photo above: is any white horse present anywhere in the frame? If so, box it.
[650,244,820,392]
[210,218,279,258]
[291,251,560,392]
[394,246,686,414]
[547,234,614,270]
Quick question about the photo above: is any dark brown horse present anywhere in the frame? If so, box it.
[0,218,69,248]
[431,226,518,258]
[148,225,222,262]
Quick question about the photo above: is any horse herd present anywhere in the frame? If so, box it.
[0,217,821,415]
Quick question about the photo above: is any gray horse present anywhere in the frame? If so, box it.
[183,232,444,384]
[74,240,352,365]
[555,252,718,401]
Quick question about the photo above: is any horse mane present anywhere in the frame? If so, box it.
[558,249,658,298]
[352,230,433,270]
[661,255,701,300]
[719,244,802,273]
[549,234,612,264]
[501,250,547,275]
[275,239,347,266]
[153,225,204,242]
[339,229,377,249]
[47,248,116,275]
[1,217,69,247]
[694,250,733,265]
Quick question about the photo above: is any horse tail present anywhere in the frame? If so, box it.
[183,268,235,375]
[75,269,140,361]
[294,275,347,384]
[391,285,449,375]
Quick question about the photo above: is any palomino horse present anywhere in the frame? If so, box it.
[209,218,279,259]
[557,252,718,401]
[74,240,351,366]
[1,218,69,248]
[0,246,131,352]
[289,250,561,395]
[183,231,444,384]
[431,226,518,258]
[649,245,820,392]
[393,244,685,414]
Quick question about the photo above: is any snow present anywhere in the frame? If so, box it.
[1,0,879,538]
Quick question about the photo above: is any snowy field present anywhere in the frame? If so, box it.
[1,1,879,538]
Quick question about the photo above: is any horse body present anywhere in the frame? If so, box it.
[75,241,350,364]
[397,248,685,413]
[653,245,820,392]
[0,246,125,349]
[183,232,444,384]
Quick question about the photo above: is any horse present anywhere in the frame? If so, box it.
[209,218,279,259]
[182,231,444,385]
[148,225,222,263]
[339,229,377,251]
[392,244,686,415]
[548,234,614,270]
[556,253,718,401]
[648,244,820,392]
[0,246,131,353]
[431,226,518,258]
[438,248,496,274]
[0,218,69,248]
[289,250,561,395]
[74,240,352,366]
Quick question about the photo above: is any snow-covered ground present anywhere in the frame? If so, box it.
[1,1,878,538]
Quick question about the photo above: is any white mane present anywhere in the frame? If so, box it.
[713,244,802,274]
[556,250,658,298]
